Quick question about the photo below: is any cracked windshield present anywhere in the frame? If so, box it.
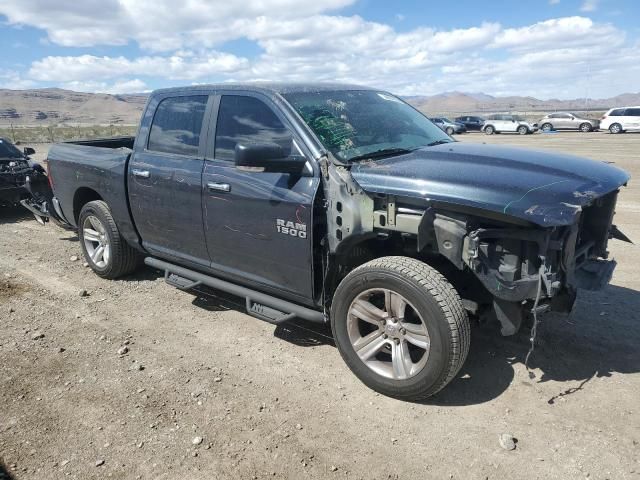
[283,90,451,162]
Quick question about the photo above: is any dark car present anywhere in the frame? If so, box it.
[27,83,630,401]
[454,115,485,131]
[0,138,40,206]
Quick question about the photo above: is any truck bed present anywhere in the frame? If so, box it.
[46,139,139,246]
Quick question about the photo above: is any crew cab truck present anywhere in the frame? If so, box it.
[40,83,631,401]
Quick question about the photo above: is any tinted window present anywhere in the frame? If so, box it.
[609,109,625,116]
[148,96,208,156]
[548,113,561,119]
[625,108,640,116]
[215,95,291,161]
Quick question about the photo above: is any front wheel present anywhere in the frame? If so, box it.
[78,200,140,279]
[541,123,553,132]
[579,123,592,133]
[517,125,529,135]
[609,123,623,134]
[445,127,455,135]
[484,125,495,135]
[330,257,470,401]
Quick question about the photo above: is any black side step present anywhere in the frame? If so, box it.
[145,257,325,324]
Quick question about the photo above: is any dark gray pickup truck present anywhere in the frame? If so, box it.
[34,83,631,400]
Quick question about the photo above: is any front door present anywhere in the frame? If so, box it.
[202,93,320,303]
[128,94,212,266]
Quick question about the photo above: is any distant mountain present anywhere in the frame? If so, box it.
[0,87,639,125]
[406,91,640,115]
[0,88,146,125]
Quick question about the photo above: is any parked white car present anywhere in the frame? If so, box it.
[483,114,538,135]
[600,106,640,134]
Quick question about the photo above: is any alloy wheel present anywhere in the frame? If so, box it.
[82,215,110,268]
[347,288,431,380]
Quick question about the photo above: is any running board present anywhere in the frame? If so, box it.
[145,257,325,325]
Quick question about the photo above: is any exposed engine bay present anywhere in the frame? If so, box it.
[318,157,631,337]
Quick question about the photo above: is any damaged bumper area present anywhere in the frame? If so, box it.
[463,189,628,335]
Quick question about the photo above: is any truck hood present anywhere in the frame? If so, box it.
[350,142,630,226]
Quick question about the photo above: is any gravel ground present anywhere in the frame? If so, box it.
[1,132,639,479]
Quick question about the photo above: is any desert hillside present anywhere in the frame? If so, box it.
[0,88,146,125]
[1,87,639,126]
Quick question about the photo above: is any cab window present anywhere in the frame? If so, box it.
[148,96,208,156]
[214,95,292,161]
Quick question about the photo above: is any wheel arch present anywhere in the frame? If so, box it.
[73,187,103,223]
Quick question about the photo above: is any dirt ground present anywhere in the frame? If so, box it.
[1,132,639,480]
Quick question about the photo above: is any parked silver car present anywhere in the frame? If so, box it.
[537,112,599,132]
[429,117,467,135]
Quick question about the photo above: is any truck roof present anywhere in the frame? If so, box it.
[152,82,375,96]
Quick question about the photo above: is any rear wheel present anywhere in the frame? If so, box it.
[330,257,470,400]
[78,200,140,279]
[445,126,455,135]
[609,123,623,134]
[541,123,553,132]
[484,125,495,135]
[517,125,529,135]
[579,122,592,133]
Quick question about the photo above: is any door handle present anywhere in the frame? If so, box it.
[132,169,150,178]
[207,182,231,193]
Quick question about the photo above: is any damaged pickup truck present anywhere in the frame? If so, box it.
[0,138,47,208]
[32,84,631,400]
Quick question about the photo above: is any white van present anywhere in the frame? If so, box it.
[600,106,640,134]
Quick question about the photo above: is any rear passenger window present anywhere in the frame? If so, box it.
[148,96,208,156]
[625,108,640,116]
[215,95,291,161]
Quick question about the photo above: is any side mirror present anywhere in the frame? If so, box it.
[24,147,36,156]
[235,142,306,174]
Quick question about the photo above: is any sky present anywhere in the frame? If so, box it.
[0,0,638,99]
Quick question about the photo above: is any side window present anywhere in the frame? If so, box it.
[148,96,208,156]
[625,108,640,116]
[215,95,292,161]
[609,109,624,116]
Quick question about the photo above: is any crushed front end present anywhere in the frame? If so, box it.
[463,189,630,335]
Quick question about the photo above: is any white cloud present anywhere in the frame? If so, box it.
[491,17,621,51]
[29,52,249,82]
[580,0,599,12]
[0,0,636,100]
[0,0,356,50]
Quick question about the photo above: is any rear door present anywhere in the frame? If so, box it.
[623,108,640,130]
[201,92,320,303]
[128,94,213,267]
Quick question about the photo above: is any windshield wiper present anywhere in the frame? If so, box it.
[348,148,414,162]
[426,139,453,147]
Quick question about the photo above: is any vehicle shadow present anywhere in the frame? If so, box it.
[429,283,640,406]
[0,460,15,480]
[133,267,640,406]
[0,204,33,225]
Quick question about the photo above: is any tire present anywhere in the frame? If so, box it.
[579,123,592,133]
[330,256,470,401]
[78,200,140,279]
[609,123,623,134]
[517,125,529,135]
[541,123,553,132]
[445,127,455,136]
[484,125,495,135]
